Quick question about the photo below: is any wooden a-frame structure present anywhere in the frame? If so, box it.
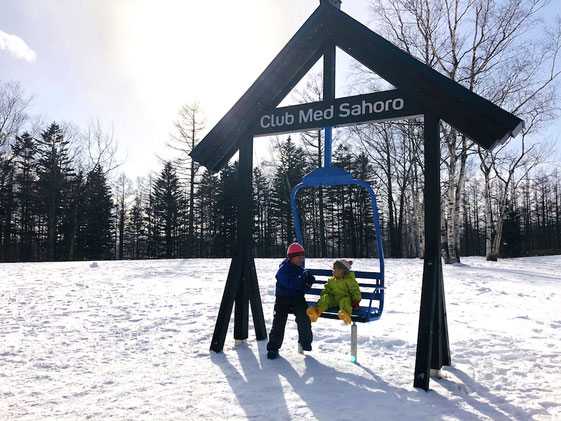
[189,0,523,391]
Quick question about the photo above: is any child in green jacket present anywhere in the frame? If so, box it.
[306,259,361,325]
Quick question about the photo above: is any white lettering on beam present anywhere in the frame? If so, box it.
[260,98,406,130]
[339,98,404,118]
[260,114,271,128]
[260,112,295,128]
[299,106,334,123]
[299,109,312,123]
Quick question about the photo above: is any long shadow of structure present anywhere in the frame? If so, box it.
[210,343,529,420]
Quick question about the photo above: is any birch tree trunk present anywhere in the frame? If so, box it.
[482,164,495,261]
[452,136,469,262]
[445,136,457,263]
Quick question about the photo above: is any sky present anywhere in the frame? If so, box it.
[1,0,560,179]
[0,0,369,179]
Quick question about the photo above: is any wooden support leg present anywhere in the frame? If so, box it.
[432,260,451,369]
[209,134,267,352]
[248,258,267,341]
[414,113,452,390]
[210,246,244,353]
[234,244,250,343]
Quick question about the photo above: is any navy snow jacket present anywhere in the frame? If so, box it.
[275,259,313,297]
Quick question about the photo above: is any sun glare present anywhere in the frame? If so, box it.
[113,1,289,131]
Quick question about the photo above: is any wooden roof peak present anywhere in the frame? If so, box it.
[190,3,523,172]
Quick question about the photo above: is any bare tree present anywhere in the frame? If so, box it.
[477,11,561,259]
[291,72,328,256]
[0,81,31,151]
[352,119,423,257]
[168,102,206,257]
[82,118,123,174]
[369,0,559,263]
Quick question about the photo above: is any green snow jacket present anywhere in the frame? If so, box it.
[320,272,362,305]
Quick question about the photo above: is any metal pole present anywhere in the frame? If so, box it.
[325,127,332,167]
[351,322,358,363]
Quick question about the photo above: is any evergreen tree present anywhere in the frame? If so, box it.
[83,166,113,260]
[153,161,184,258]
[128,195,146,259]
[215,162,239,257]
[36,123,74,261]
[0,155,16,261]
[114,174,132,259]
[350,151,378,257]
[61,170,86,260]
[196,169,220,257]
[145,174,159,258]
[270,136,309,254]
[12,132,39,261]
[253,166,273,257]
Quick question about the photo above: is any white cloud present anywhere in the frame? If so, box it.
[0,30,36,61]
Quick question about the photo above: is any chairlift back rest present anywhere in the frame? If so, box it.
[305,268,385,323]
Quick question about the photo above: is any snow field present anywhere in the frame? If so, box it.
[1,256,560,420]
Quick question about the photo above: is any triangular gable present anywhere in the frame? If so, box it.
[190,5,331,172]
[327,9,523,149]
[190,3,523,172]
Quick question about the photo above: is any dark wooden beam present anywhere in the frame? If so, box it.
[190,5,331,171]
[210,135,267,351]
[414,113,451,390]
[210,245,244,352]
[323,42,336,101]
[249,259,267,341]
[234,135,253,341]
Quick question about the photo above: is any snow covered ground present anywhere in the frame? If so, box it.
[1,256,560,420]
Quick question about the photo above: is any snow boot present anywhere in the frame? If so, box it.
[300,342,312,352]
[267,349,279,360]
[306,307,318,322]
[338,310,351,325]
[306,306,323,322]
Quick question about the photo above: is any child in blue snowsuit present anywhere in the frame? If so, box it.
[267,243,315,359]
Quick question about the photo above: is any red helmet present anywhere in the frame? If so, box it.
[287,242,305,259]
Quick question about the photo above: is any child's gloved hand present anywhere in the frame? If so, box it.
[352,300,360,311]
[305,271,315,287]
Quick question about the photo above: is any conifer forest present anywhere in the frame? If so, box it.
[1,101,560,263]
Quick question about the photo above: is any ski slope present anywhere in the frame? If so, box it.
[1,256,560,420]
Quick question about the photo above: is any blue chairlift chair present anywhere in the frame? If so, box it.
[290,128,385,362]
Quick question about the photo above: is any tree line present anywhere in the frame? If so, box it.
[0,105,559,262]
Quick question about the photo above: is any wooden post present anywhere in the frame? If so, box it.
[210,246,244,352]
[233,135,253,342]
[414,113,451,390]
[323,41,336,167]
[249,258,267,341]
[210,134,267,352]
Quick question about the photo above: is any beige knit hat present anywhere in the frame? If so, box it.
[334,259,353,273]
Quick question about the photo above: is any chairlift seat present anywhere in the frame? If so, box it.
[305,268,385,323]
